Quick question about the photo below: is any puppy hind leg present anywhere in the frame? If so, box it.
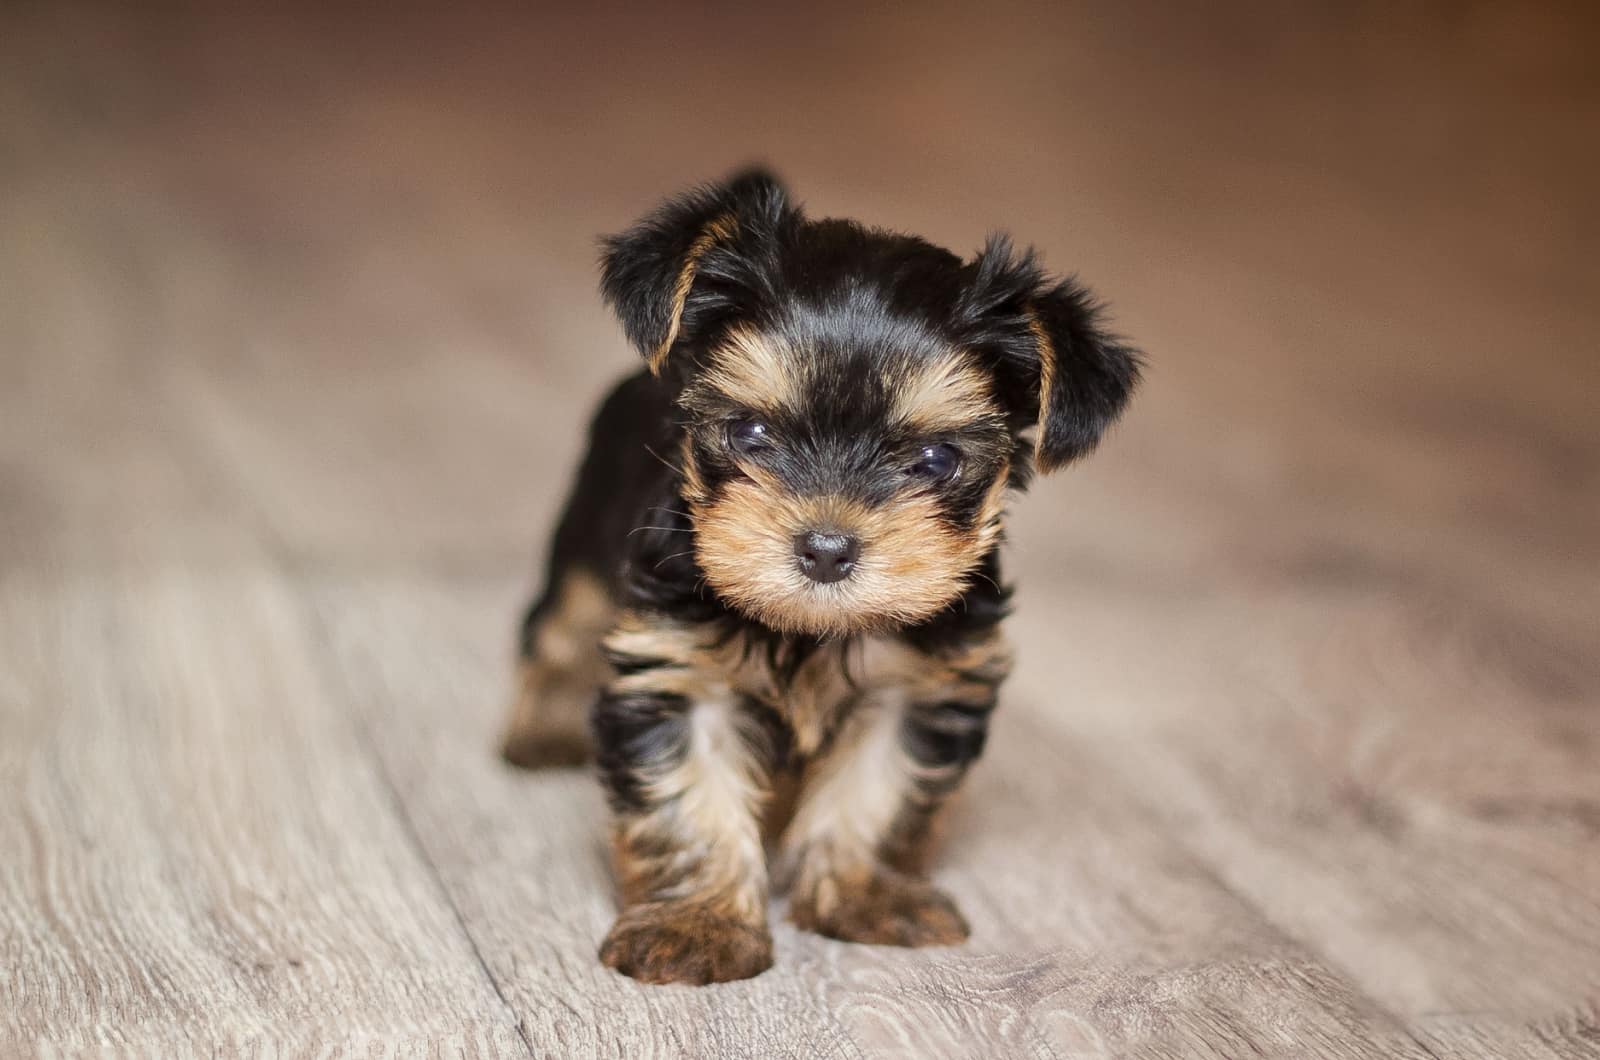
[501,569,614,768]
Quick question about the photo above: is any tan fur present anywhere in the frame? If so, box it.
[1027,311,1058,470]
[604,612,856,757]
[769,641,857,757]
[781,632,1010,870]
[782,693,915,903]
[501,570,614,767]
[693,471,1002,636]
[975,457,1010,544]
[686,327,803,414]
[889,352,1001,433]
[788,865,970,947]
[605,610,756,701]
[647,213,738,375]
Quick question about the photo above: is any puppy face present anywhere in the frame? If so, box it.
[601,170,1141,636]
[675,323,1012,635]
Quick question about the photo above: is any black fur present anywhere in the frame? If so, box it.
[599,168,792,378]
[592,689,690,814]
[955,235,1143,472]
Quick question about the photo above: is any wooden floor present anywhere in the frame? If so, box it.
[3,3,1597,1057]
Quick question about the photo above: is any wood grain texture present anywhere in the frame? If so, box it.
[2,2,1596,1057]
[0,362,527,1053]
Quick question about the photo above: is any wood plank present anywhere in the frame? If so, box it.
[291,571,1434,1059]
[1001,573,1599,1046]
[0,567,528,1056]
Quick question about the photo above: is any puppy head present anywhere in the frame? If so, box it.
[601,169,1142,636]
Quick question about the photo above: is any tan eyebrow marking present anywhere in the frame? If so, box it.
[691,327,803,413]
[888,352,999,431]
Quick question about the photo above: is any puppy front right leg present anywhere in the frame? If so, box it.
[592,616,781,984]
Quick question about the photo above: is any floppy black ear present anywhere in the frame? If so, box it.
[599,168,790,376]
[959,236,1142,473]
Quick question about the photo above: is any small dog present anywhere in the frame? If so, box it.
[502,169,1140,984]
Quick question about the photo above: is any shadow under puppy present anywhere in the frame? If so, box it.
[503,169,1141,985]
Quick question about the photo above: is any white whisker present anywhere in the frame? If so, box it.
[653,550,698,571]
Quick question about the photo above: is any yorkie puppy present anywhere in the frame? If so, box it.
[502,169,1141,984]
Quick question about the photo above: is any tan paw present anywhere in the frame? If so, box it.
[790,870,970,947]
[599,903,773,985]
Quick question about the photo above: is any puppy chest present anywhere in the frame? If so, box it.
[731,635,920,759]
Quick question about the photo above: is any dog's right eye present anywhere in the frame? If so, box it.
[727,418,773,454]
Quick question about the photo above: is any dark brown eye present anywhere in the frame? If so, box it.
[728,418,772,454]
[908,443,961,481]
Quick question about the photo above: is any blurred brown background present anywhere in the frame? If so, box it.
[2,3,1597,1057]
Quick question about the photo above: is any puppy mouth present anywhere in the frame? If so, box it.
[696,546,963,638]
[690,484,981,636]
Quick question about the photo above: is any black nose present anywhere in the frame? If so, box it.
[794,531,860,584]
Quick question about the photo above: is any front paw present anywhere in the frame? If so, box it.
[790,869,970,947]
[599,902,773,985]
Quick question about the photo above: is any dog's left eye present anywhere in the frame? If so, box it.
[908,443,961,481]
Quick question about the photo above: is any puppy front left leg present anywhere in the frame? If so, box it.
[592,615,784,984]
[783,629,1010,947]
